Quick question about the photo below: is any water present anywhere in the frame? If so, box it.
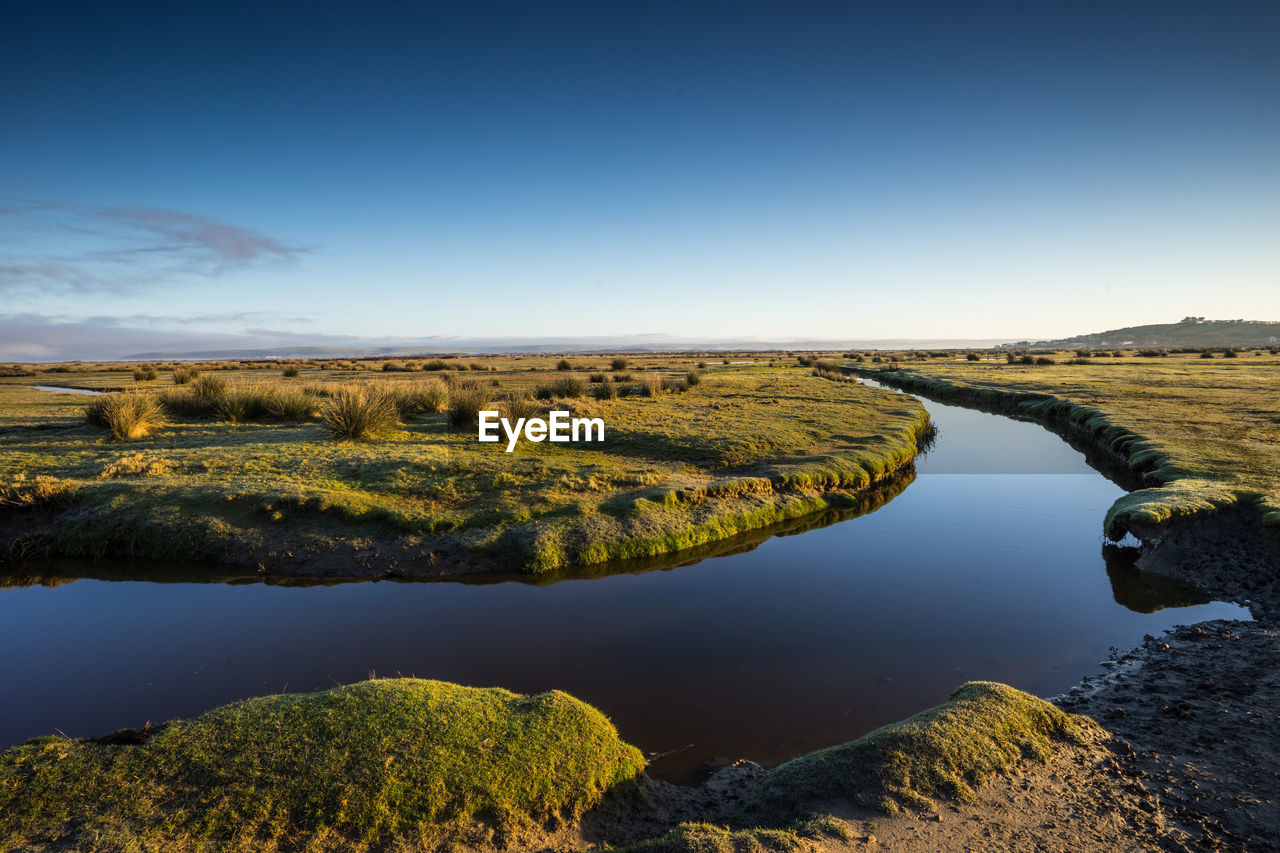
[0,389,1247,782]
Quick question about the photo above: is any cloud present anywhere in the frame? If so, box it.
[0,195,308,294]
[0,313,346,361]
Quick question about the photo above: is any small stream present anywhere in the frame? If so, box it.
[1,384,1247,782]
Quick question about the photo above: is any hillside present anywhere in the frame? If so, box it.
[1022,318,1280,349]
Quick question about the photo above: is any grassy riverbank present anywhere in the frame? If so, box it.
[0,356,929,576]
[0,678,1096,852]
[860,353,1280,539]
[0,679,645,852]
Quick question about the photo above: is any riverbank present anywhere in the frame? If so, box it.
[859,357,1280,619]
[9,639,1272,853]
[0,359,930,579]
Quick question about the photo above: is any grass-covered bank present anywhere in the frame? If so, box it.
[0,679,1098,852]
[857,355,1280,542]
[0,358,930,576]
[0,679,645,852]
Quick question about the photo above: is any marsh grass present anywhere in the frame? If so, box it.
[610,357,629,371]
[503,394,544,421]
[641,374,664,397]
[171,366,200,384]
[593,380,620,401]
[447,385,491,429]
[132,367,158,381]
[85,393,168,441]
[685,369,702,386]
[321,386,400,440]
[556,358,573,371]
[535,375,586,400]
[6,361,931,573]
[282,365,301,377]
[388,379,449,418]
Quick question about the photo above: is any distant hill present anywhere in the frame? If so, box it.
[1017,318,1280,349]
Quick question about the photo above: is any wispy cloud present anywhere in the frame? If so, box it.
[0,195,309,294]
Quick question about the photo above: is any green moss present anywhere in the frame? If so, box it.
[0,679,645,852]
[742,681,1102,821]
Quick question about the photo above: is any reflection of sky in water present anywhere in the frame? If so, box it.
[0,395,1249,783]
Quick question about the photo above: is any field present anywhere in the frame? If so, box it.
[0,354,930,576]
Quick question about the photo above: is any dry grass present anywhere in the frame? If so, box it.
[84,393,168,441]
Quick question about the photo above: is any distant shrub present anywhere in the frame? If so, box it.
[556,358,572,371]
[641,374,664,397]
[0,365,36,377]
[696,361,708,369]
[535,375,586,399]
[1200,351,1215,359]
[282,365,301,378]
[1067,357,1093,365]
[321,386,399,440]
[593,380,619,401]
[1223,349,1238,358]
[85,393,167,441]
[447,385,491,428]
[132,366,158,381]
[1035,357,1055,365]
[588,372,607,383]
[1137,349,1167,357]
[612,372,633,382]
[685,368,702,386]
[422,359,451,371]
[1075,349,1092,358]
[1018,355,1034,365]
[966,353,981,361]
[610,357,629,371]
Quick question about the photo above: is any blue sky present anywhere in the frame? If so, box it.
[2,1,1277,357]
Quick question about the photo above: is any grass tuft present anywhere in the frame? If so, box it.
[321,386,400,440]
[84,393,168,441]
[447,384,491,429]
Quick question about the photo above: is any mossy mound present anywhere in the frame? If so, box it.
[743,681,1103,820]
[0,678,645,851]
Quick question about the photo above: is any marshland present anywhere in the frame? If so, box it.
[2,348,1275,851]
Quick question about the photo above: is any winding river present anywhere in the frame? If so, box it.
[0,385,1247,782]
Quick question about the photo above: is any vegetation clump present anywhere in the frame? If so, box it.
[447,384,491,428]
[321,386,400,440]
[84,393,167,441]
[172,366,199,384]
[0,679,645,851]
[743,681,1102,820]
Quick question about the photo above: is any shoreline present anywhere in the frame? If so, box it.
[858,366,1280,619]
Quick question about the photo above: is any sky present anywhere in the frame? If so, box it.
[2,0,1278,359]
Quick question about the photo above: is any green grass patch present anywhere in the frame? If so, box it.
[1,363,928,574]
[743,681,1102,821]
[0,679,644,852]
